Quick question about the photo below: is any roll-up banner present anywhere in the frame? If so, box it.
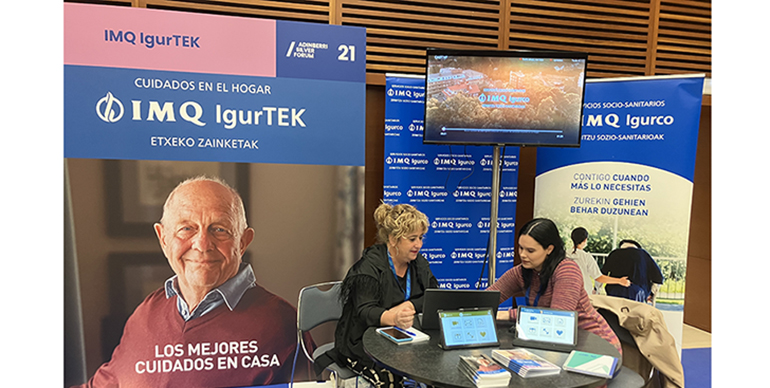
[64,3,365,388]
[534,74,705,350]
[383,75,517,297]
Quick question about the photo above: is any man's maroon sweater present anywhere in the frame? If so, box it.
[80,284,312,388]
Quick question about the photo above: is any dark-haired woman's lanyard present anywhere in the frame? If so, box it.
[525,286,541,307]
[387,251,411,301]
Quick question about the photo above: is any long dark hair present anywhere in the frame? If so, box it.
[570,227,588,254]
[519,218,566,296]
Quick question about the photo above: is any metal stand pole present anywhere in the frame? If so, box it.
[488,145,502,286]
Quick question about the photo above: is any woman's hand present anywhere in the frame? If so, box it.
[619,276,631,287]
[382,301,416,329]
[496,308,517,321]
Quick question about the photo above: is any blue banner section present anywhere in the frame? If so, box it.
[276,21,366,83]
[384,76,518,297]
[537,76,704,181]
[64,65,364,165]
[533,75,704,322]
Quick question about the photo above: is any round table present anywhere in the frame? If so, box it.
[363,322,621,388]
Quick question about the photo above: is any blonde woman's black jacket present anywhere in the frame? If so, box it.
[323,243,438,371]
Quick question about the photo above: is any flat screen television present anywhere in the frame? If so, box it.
[423,49,588,147]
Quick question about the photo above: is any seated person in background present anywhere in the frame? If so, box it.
[76,176,313,388]
[567,227,631,295]
[601,239,664,304]
[487,218,621,355]
[327,203,438,388]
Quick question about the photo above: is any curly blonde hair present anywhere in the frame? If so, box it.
[373,202,429,244]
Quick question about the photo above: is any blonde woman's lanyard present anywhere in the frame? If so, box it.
[387,251,411,301]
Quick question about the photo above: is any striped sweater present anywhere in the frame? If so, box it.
[489,258,622,355]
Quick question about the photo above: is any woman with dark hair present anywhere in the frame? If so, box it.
[487,218,622,354]
[568,227,631,295]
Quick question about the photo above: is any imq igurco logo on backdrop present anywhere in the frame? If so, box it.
[386,87,425,102]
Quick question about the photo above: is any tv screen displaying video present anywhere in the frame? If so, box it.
[424,49,588,147]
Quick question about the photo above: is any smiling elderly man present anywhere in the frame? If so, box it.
[78,176,312,388]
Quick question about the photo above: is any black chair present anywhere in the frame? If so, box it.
[295,281,357,387]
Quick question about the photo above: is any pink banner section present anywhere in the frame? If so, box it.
[64,3,276,77]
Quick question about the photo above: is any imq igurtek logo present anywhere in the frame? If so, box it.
[95,92,204,126]
[96,92,124,123]
[94,92,306,129]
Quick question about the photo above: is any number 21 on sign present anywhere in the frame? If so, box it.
[338,44,356,61]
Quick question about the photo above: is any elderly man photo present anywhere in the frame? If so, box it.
[77,176,312,388]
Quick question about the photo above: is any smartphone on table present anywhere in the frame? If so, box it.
[376,327,414,344]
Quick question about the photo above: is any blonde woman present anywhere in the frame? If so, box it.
[328,203,438,388]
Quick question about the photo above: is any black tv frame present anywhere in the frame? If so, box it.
[423,48,589,148]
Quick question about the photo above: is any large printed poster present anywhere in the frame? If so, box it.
[64,4,365,388]
[534,75,704,350]
[384,75,517,293]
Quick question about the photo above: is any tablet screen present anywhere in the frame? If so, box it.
[438,308,499,349]
[515,306,577,346]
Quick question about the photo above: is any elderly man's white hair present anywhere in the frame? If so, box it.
[159,175,248,233]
